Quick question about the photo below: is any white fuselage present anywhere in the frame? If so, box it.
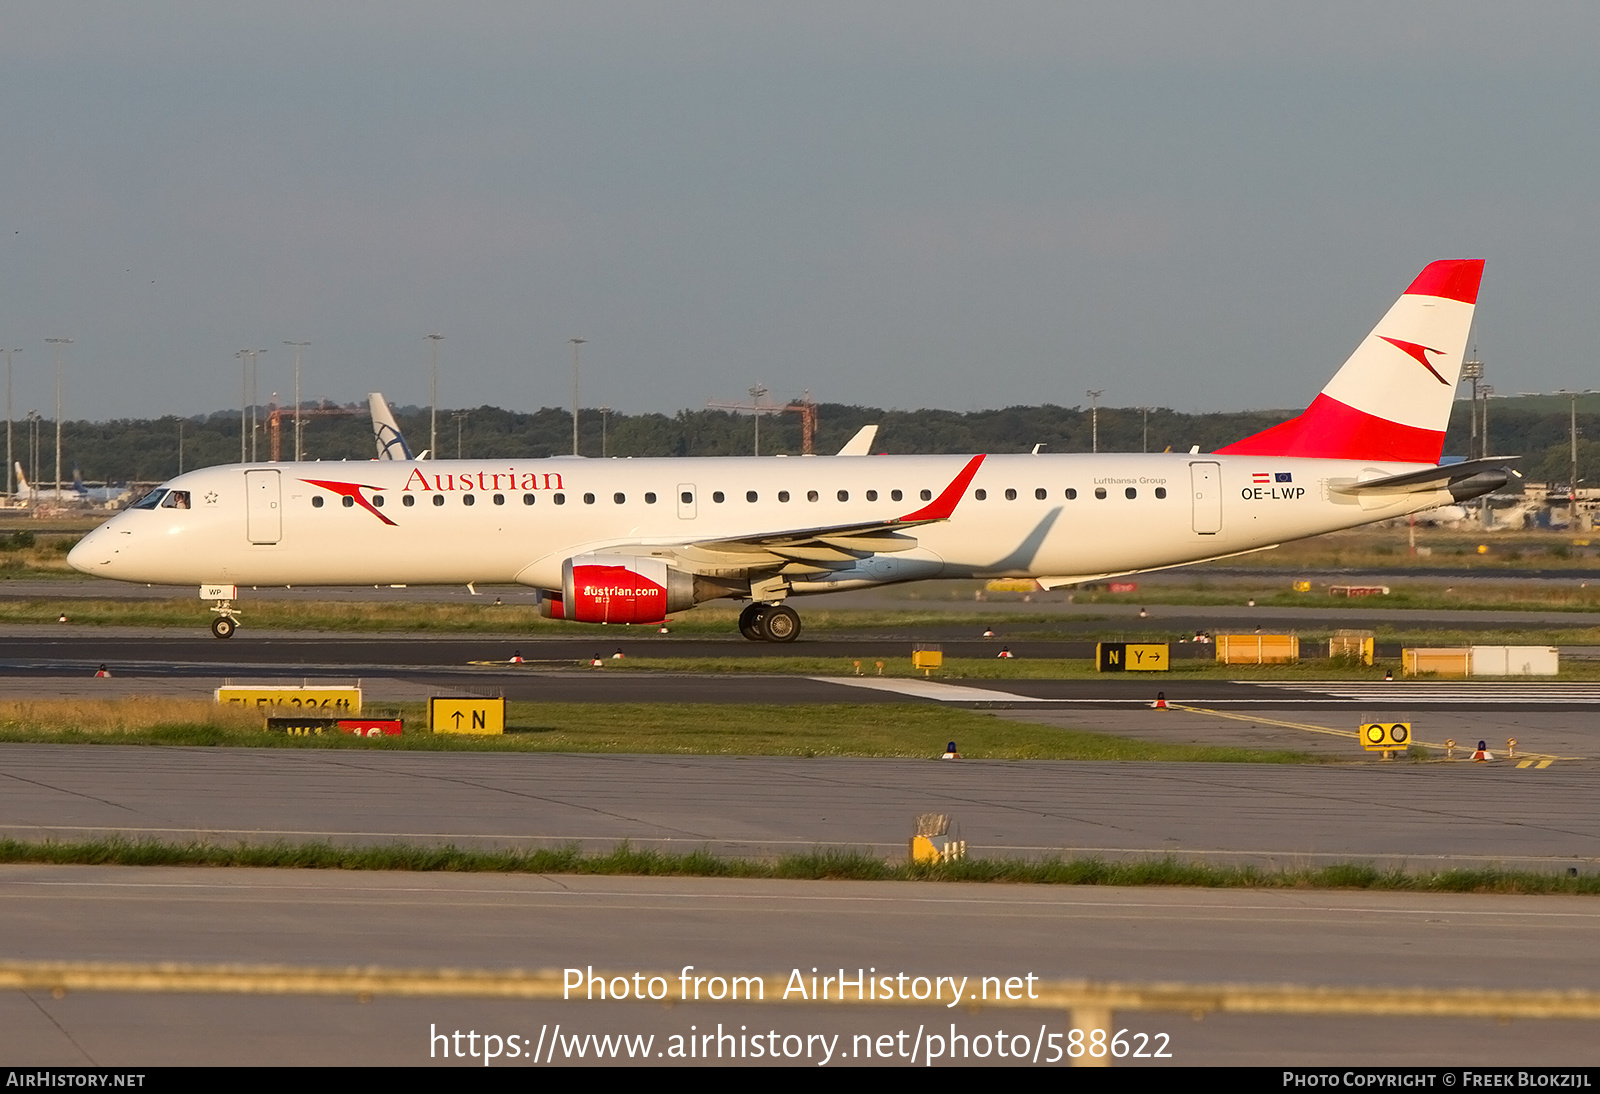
[69,452,1452,597]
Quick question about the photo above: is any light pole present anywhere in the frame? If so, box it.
[25,410,38,499]
[1140,406,1152,453]
[1461,356,1484,459]
[3,348,19,497]
[45,338,71,499]
[599,406,611,458]
[1555,389,1594,526]
[569,338,587,457]
[425,334,443,458]
[284,341,310,461]
[749,384,768,456]
[1086,390,1104,453]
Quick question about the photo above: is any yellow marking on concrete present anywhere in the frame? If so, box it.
[5,961,1600,1022]
[1537,759,1554,769]
[1169,704,1571,764]
[1518,760,1534,769]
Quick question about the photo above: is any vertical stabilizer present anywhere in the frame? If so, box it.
[1216,260,1483,464]
[368,393,415,461]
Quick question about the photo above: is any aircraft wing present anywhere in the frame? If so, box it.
[644,454,984,575]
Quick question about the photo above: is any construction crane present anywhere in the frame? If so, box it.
[267,399,356,462]
[706,387,818,455]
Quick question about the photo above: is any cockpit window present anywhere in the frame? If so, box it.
[131,489,167,510]
[160,490,191,510]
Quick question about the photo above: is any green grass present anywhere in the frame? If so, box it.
[0,700,1319,762]
[3,836,1593,892]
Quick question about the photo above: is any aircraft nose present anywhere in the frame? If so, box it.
[67,525,115,575]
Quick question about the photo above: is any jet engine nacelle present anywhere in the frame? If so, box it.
[540,554,696,624]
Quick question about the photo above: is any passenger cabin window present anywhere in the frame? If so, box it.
[404,495,417,507]
[493,494,505,505]
[1035,488,1047,500]
[522,493,535,505]
[463,494,476,506]
[680,491,693,504]
[807,490,819,502]
[342,496,355,508]
[778,491,790,502]
[374,495,386,507]
[554,493,566,505]
[1155,487,1167,499]
[1065,488,1077,500]
[866,490,878,501]
[614,493,626,505]
[836,490,849,502]
[891,490,902,502]
[974,489,987,501]
[433,494,446,506]
[645,492,657,504]
[583,493,595,504]
[1094,488,1107,499]
[746,491,758,503]
[161,491,191,509]
[712,491,725,503]
[1125,487,1137,499]
[919,489,932,501]
[311,496,324,508]
[1004,488,1016,501]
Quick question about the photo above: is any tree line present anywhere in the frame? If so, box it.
[31,399,1596,490]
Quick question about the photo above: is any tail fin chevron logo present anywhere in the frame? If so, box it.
[1378,337,1448,385]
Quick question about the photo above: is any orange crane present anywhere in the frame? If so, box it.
[267,400,357,462]
[707,387,818,454]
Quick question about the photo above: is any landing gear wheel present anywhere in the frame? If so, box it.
[738,603,768,641]
[211,616,237,640]
[759,604,801,643]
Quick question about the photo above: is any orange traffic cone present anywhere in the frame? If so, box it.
[1472,739,1492,762]
[1152,691,1169,710]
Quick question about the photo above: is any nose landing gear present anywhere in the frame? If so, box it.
[209,601,240,639]
[738,602,802,643]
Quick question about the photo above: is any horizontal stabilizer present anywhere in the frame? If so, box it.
[1329,456,1521,497]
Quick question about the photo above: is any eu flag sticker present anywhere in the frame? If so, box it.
[1275,472,1293,483]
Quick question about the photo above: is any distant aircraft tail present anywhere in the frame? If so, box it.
[71,462,88,495]
[13,463,29,494]
[1215,260,1483,464]
[368,393,415,461]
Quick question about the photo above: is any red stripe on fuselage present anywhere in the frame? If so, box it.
[1213,393,1444,463]
[1403,259,1484,304]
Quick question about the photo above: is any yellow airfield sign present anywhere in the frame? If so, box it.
[430,697,506,735]
[1361,723,1411,751]
[216,686,361,714]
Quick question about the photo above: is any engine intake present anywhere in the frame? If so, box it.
[541,555,697,624]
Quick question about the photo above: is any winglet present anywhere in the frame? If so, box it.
[897,454,985,522]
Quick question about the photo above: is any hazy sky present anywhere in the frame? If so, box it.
[2,2,1598,422]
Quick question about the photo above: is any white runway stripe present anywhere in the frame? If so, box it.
[810,677,1065,703]
[1245,681,1600,703]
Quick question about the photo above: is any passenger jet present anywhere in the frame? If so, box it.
[69,260,1513,641]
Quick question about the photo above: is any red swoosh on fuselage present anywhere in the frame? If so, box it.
[896,454,986,522]
[301,479,398,526]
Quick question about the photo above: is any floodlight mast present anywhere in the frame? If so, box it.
[425,334,443,458]
[284,342,310,461]
[45,338,71,498]
[569,338,587,457]
[3,348,19,497]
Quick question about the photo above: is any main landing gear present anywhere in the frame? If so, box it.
[738,602,802,643]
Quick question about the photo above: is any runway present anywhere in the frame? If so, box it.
[2,868,1596,1066]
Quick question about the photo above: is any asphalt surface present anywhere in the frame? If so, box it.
[1,746,1594,870]
[2,868,1596,1066]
